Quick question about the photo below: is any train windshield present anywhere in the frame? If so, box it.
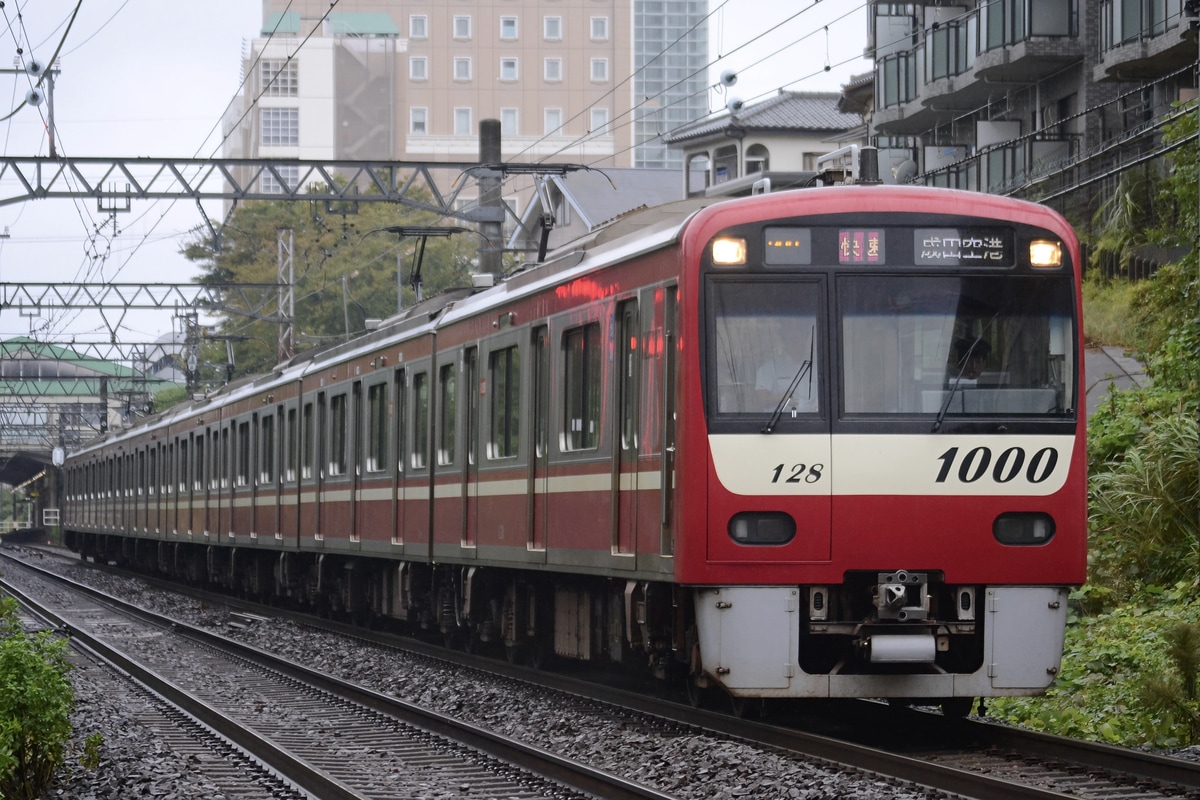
[709,279,822,416]
[839,275,1075,418]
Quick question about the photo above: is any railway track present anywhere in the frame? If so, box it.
[0,551,672,800]
[7,545,1200,800]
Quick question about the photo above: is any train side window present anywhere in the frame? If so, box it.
[236,422,251,487]
[488,344,520,459]
[366,382,388,473]
[301,403,314,479]
[394,369,406,474]
[193,436,204,492]
[562,322,602,451]
[438,362,458,466]
[148,449,157,497]
[260,413,276,485]
[179,439,189,494]
[285,407,298,482]
[413,372,429,470]
[329,394,348,477]
[137,450,146,497]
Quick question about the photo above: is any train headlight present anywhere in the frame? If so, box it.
[728,512,795,545]
[993,512,1056,545]
[711,236,747,266]
[1028,239,1063,268]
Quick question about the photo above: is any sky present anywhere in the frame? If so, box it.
[0,1,868,346]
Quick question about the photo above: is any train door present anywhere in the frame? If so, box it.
[347,382,362,550]
[612,299,639,563]
[462,346,479,552]
[313,392,327,545]
[400,364,433,561]
[390,368,406,548]
[528,325,549,555]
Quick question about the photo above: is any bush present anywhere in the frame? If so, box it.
[0,597,73,800]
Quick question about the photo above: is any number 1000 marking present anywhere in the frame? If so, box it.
[935,446,1058,484]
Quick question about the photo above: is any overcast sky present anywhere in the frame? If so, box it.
[0,1,867,344]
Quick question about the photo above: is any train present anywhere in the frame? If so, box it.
[61,181,1087,716]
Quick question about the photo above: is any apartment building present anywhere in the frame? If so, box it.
[227,1,710,229]
[867,0,1196,216]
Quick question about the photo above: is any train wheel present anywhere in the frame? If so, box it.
[940,697,975,718]
[685,677,714,709]
[729,694,763,719]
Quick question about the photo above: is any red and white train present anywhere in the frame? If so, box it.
[62,182,1086,714]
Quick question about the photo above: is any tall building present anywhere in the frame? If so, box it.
[865,1,1196,217]
[229,2,710,196]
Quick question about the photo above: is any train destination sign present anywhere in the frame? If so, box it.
[914,228,1013,266]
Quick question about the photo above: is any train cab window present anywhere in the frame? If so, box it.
[329,394,348,476]
[366,383,388,473]
[563,323,602,451]
[708,280,821,416]
[438,362,457,466]
[413,372,429,469]
[489,345,520,459]
[838,275,1075,417]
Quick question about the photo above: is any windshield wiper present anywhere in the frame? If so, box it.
[762,332,815,434]
[932,334,985,433]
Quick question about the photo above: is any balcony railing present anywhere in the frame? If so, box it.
[1099,0,1184,50]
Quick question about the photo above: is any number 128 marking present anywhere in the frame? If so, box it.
[770,463,825,484]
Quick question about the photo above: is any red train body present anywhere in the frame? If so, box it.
[63,185,1086,709]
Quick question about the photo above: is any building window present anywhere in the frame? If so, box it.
[591,16,608,40]
[261,165,299,195]
[545,108,563,135]
[500,57,518,81]
[410,107,428,135]
[261,59,297,97]
[261,108,298,146]
[501,107,518,134]
[455,108,472,135]
[500,16,518,39]
[544,58,562,82]
[410,56,428,80]
[544,16,562,40]
[454,57,472,81]
[591,58,608,82]
[590,108,609,134]
[410,15,427,39]
[453,15,471,39]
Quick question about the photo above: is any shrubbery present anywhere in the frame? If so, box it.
[0,596,74,800]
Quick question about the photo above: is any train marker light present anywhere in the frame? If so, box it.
[711,236,747,266]
[993,512,1055,545]
[1028,239,1062,268]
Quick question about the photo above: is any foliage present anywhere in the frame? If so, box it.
[0,597,73,800]
[183,186,489,379]
[1080,275,1138,348]
[1088,413,1199,595]
[988,586,1200,748]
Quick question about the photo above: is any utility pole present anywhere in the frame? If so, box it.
[478,119,504,278]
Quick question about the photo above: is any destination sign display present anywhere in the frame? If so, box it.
[914,228,1013,266]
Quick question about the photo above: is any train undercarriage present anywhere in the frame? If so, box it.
[65,532,1061,717]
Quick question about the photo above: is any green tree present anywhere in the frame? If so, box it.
[183,187,487,377]
[0,597,73,800]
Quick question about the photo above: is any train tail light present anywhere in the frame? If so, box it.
[993,512,1055,545]
[728,512,795,545]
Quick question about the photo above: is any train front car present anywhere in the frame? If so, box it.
[677,186,1086,710]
